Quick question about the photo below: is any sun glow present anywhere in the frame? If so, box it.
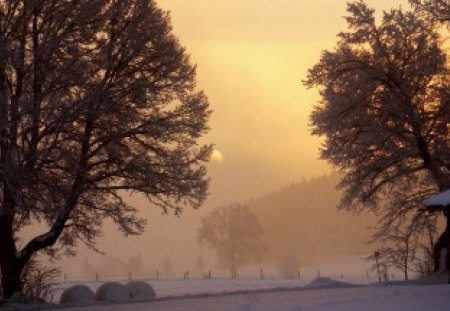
[210,149,224,163]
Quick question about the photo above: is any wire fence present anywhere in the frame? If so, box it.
[58,267,378,284]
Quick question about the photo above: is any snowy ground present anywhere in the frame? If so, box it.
[48,283,450,311]
[1,277,448,310]
[54,277,317,300]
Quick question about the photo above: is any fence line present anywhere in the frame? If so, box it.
[57,267,377,284]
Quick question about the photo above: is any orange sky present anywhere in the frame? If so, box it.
[62,0,412,277]
[159,0,410,205]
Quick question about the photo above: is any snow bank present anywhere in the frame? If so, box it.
[95,282,131,302]
[126,281,156,300]
[305,277,355,288]
[59,285,96,305]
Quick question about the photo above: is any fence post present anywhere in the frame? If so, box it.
[95,273,99,281]
[260,268,264,280]
[157,269,159,281]
[297,268,301,280]
[208,270,212,279]
[317,270,320,278]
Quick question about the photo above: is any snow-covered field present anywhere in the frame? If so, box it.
[54,277,317,300]
[36,277,449,311]
[48,282,450,311]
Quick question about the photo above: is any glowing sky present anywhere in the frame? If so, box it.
[62,0,412,276]
[160,0,410,205]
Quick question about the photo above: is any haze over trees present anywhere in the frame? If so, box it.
[250,174,375,263]
[0,0,210,299]
[197,205,264,278]
[304,1,450,273]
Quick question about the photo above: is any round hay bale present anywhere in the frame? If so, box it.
[95,282,131,302]
[59,285,96,305]
[126,281,156,300]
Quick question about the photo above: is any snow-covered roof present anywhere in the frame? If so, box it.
[423,190,450,207]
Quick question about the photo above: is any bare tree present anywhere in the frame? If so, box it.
[194,254,205,274]
[379,228,417,281]
[277,254,299,279]
[366,251,392,282]
[0,0,211,299]
[197,205,264,279]
[304,1,450,273]
[162,258,172,277]
[128,252,144,277]
[413,215,438,277]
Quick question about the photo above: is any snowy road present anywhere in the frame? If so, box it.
[51,284,450,311]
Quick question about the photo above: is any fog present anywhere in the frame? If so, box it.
[28,0,409,280]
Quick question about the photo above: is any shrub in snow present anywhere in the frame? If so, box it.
[95,282,131,302]
[126,281,156,300]
[59,285,96,304]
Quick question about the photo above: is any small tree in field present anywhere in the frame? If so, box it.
[162,258,172,277]
[197,205,264,278]
[377,228,417,281]
[277,254,299,279]
[194,254,205,274]
[304,1,450,272]
[0,0,211,299]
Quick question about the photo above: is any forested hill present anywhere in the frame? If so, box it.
[248,174,376,265]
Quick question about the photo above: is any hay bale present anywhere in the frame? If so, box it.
[126,281,156,300]
[95,282,130,302]
[59,285,96,304]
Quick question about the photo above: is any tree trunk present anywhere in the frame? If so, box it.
[230,260,237,279]
[433,212,450,275]
[0,259,23,300]
[0,211,25,300]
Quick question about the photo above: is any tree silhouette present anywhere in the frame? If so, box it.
[0,0,210,299]
[304,1,450,273]
[197,205,264,278]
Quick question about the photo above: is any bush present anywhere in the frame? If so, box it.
[0,256,61,303]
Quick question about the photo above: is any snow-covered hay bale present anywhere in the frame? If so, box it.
[95,282,131,302]
[59,285,96,305]
[126,281,156,300]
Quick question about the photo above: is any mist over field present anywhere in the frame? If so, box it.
[51,174,376,281]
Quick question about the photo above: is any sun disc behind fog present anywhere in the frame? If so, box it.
[210,149,224,163]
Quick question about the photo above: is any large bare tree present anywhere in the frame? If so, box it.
[0,0,211,299]
[304,1,450,273]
